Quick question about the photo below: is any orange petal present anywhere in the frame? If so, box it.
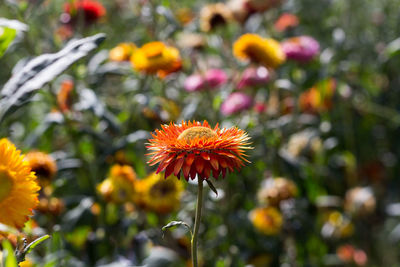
[201,152,210,161]
[185,153,195,166]
[210,155,219,170]
[183,164,191,180]
[174,157,185,176]
[195,158,205,173]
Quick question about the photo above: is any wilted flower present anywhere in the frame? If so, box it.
[134,172,184,214]
[109,43,136,62]
[200,3,233,32]
[0,139,40,229]
[237,66,270,89]
[97,165,137,204]
[131,41,182,78]
[321,211,354,239]
[257,177,298,206]
[344,187,376,216]
[147,120,251,180]
[63,0,106,25]
[274,13,299,32]
[281,36,320,63]
[57,79,74,113]
[221,92,253,115]
[184,69,228,92]
[249,206,283,235]
[25,151,57,187]
[299,79,336,113]
[233,33,285,68]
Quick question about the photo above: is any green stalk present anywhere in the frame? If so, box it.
[191,178,204,267]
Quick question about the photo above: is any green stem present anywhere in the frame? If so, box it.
[191,178,204,267]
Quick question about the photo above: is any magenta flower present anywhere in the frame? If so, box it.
[281,36,320,63]
[184,69,228,92]
[237,66,270,89]
[221,92,253,115]
[184,74,205,92]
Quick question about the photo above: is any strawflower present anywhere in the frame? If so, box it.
[274,13,299,32]
[0,139,40,229]
[200,3,233,32]
[109,43,137,62]
[249,206,283,235]
[281,36,320,63]
[25,151,57,187]
[237,66,270,89]
[63,0,106,25]
[221,92,253,115]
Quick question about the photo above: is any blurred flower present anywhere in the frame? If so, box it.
[233,33,285,68]
[63,0,106,25]
[0,138,40,229]
[337,244,368,266]
[249,206,283,235]
[246,0,285,13]
[247,254,272,267]
[184,69,228,92]
[344,187,376,216]
[176,33,206,50]
[147,121,251,180]
[227,0,250,24]
[254,102,267,113]
[274,13,299,32]
[131,41,182,78]
[321,211,354,239]
[257,177,298,206]
[134,172,184,214]
[36,196,65,216]
[175,8,195,25]
[142,97,181,123]
[281,36,320,63]
[299,79,336,113]
[237,66,270,89]
[57,79,74,113]
[25,151,57,187]
[97,165,137,204]
[54,25,74,41]
[200,3,233,32]
[221,92,253,115]
[109,43,137,62]
[285,130,323,159]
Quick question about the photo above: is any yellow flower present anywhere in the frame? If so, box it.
[134,172,184,214]
[130,42,182,77]
[97,165,137,204]
[249,206,283,235]
[200,3,233,32]
[109,43,136,62]
[25,151,57,187]
[0,138,40,229]
[233,33,285,68]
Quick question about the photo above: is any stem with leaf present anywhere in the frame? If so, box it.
[191,178,204,267]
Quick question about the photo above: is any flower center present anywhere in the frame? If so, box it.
[177,126,217,142]
[0,168,14,202]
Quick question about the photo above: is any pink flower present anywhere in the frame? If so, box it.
[237,66,270,89]
[281,36,320,63]
[184,69,228,92]
[221,92,253,115]
[184,74,205,92]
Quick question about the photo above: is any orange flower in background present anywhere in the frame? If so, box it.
[109,43,137,62]
[57,80,74,113]
[147,121,251,180]
[299,78,336,113]
[130,41,182,78]
[274,13,299,32]
[64,0,106,25]
[0,139,40,229]
[25,151,57,187]
[249,206,283,235]
[233,33,285,69]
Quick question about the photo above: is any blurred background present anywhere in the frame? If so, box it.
[1,0,400,266]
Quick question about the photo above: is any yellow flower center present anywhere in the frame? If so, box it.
[177,126,217,142]
[0,168,14,202]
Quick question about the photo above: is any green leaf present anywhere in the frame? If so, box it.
[162,221,192,238]
[0,27,16,58]
[23,235,51,255]
[1,240,17,267]
[205,179,218,197]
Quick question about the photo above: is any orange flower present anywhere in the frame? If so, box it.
[25,151,57,187]
[147,121,251,180]
[299,78,336,113]
[249,206,283,235]
[57,80,74,113]
[109,43,136,62]
[274,13,299,32]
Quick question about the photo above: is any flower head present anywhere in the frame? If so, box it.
[109,43,137,62]
[249,206,283,235]
[25,151,57,187]
[97,164,137,204]
[237,66,270,89]
[184,69,228,92]
[147,121,251,180]
[64,0,106,25]
[134,172,184,214]
[281,36,320,63]
[57,80,74,113]
[200,3,233,32]
[0,139,40,229]
[233,33,285,68]
[221,92,253,115]
[131,41,182,78]
[274,13,299,32]
[257,177,298,206]
[299,78,336,113]
[344,187,376,216]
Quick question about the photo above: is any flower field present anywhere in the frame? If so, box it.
[1,0,400,266]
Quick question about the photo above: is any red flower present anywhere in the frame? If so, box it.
[64,0,106,25]
[147,121,251,180]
